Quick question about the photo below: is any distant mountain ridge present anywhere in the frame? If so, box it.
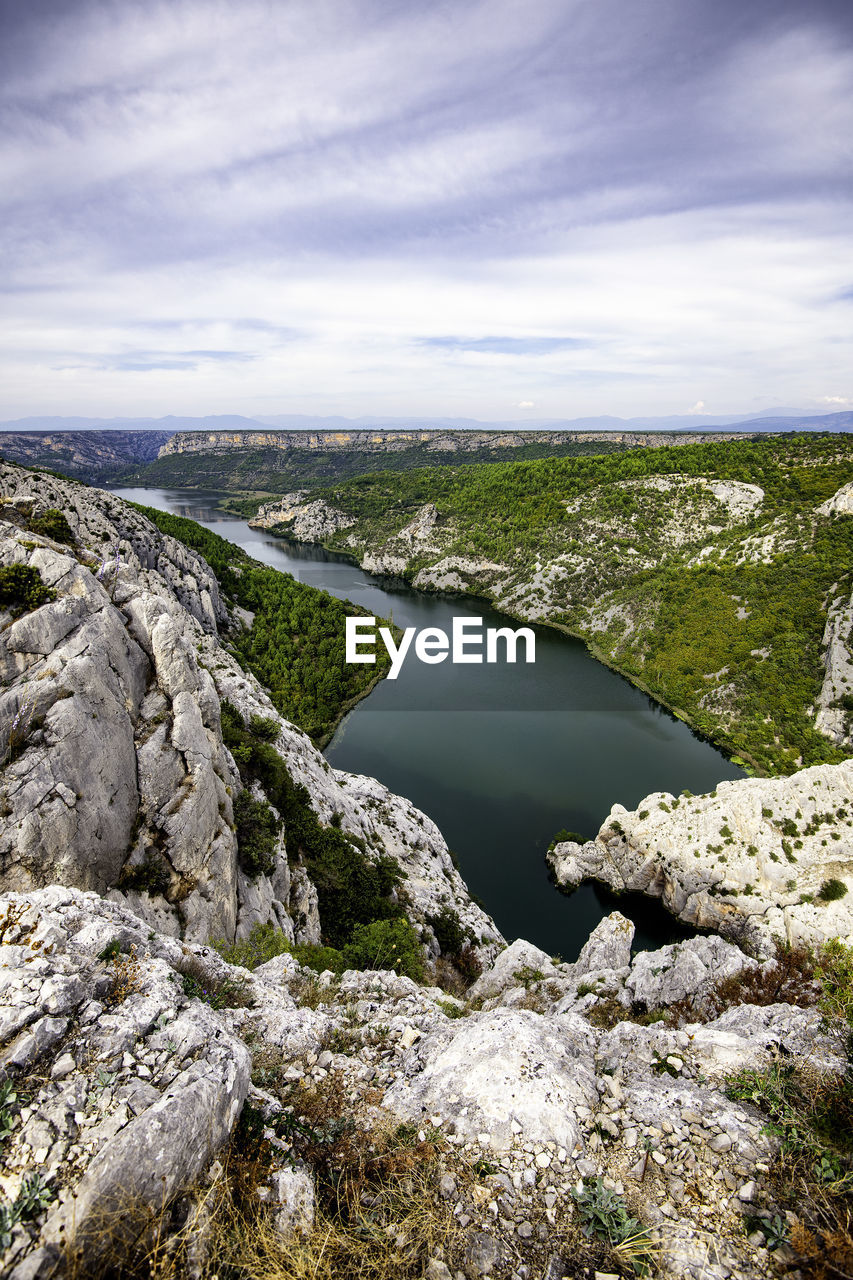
[2,408,850,434]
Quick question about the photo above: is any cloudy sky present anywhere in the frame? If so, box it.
[2,0,852,421]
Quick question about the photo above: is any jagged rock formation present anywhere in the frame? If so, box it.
[815,586,853,748]
[1,890,845,1279]
[0,463,500,957]
[548,760,853,955]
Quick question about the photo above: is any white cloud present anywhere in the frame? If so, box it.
[2,1,852,418]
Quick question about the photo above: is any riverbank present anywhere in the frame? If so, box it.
[256,516,760,775]
[249,433,853,777]
[111,485,744,957]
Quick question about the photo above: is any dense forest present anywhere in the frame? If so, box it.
[271,434,853,775]
[133,505,390,741]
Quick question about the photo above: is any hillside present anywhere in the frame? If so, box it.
[250,434,853,776]
[0,430,173,482]
[2,459,853,1280]
[0,460,494,957]
[127,430,639,506]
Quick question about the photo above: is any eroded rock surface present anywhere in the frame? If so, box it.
[0,464,501,956]
[548,761,853,952]
[1,889,844,1280]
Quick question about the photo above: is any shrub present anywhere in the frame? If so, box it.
[0,564,54,615]
[547,827,590,849]
[216,921,292,970]
[233,791,280,879]
[293,942,347,974]
[342,918,425,982]
[27,508,74,544]
[119,853,171,897]
[426,906,466,956]
[816,938,853,1027]
[178,954,254,1009]
[248,713,279,741]
[570,1177,655,1273]
[817,878,848,903]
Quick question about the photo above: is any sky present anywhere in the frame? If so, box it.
[1,0,852,421]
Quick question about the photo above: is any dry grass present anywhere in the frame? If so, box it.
[102,946,144,1008]
[52,1065,645,1280]
[726,1055,853,1278]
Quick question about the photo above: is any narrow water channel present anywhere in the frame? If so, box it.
[114,487,746,959]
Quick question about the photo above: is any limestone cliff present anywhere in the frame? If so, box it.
[0,463,500,958]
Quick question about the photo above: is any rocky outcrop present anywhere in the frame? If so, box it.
[162,427,756,459]
[250,492,356,541]
[0,463,501,957]
[815,587,853,747]
[548,761,853,953]
[1,889,844,1280]
[816,480,853,516]
[0,888,251,1278]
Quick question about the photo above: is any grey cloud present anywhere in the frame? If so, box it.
[2,0,852,275]
[1,0,852,415]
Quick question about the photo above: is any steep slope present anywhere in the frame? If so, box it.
[252,435,853,774]
[0,463,500,960]
[0,430,173,481]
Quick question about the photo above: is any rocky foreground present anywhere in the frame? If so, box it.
[1,887,846,1280]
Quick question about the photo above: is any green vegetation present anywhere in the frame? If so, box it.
[25,507,74,544]
[722,937,853,1272]
[817,877,849,903]
[122,436,634,513]
[220,704,407,950]
[289,433,853,774]
[570,1178,656,1274]
[118,853,171,897]
[217,917,424,981]
[177,954,254,1009]
[0,564,54,615]
[0,1173,54,1253]
[133,503,390,741]
[341,918,425,981]
[233,791,279,878]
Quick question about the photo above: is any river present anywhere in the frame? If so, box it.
[114,486,745,959]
